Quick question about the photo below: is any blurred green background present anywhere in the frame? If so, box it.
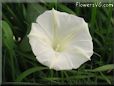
[2,2,114,85]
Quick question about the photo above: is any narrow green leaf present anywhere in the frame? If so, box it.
[44,75,95,81]
[100,72,111,84]
[89,7,97,36]
[58,4,75,15]
[22,4,27,20]
[93,38,103,48]
[90,7,97,26]
[43,77,60,81]
[86,64,114,72]
[16,67,47,82]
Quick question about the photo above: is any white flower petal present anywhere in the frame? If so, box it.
[49,10,87,38]
[28,35,51,55]
[29,35,55,67]
[70,40,93,57]
[67,52,89,69]
[36,10,54,37]
[29,23,52,40]
[64,46,90,69]
[36,49,55,68]
[28,23,52,55]
[71,22,92,40]
[51,53,73,70]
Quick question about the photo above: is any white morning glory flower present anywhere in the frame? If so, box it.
[28,8,93,70]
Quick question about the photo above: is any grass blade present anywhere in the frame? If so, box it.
[16,67,47,82]
[86,64,114,72]
[100,72,111,84]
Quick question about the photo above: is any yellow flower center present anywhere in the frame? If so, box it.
[52,37,69,52]
[53,43,63,52]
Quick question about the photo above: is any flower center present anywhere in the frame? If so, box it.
[52,36,71,52]
[53,43,64,52]
[52,38,67,52]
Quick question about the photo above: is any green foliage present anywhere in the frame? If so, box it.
[86,64,114,72]
[2,2,114,85]
[2,21,14,52]
[16,67,47,82]
[19,36,31,52]
[26,3,47,34]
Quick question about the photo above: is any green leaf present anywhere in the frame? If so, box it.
[19,36,31,52]
[100,72,111,84]
[58,4,75,15]
[16,66,47,82]
[86,64,114,72]
[2,20,14,52]
[90,7,97,26]
[93,38,103,48]
[2,20,16,80]
[26,4,47,34]
[43,77,60,81]
[17,51,36,61]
